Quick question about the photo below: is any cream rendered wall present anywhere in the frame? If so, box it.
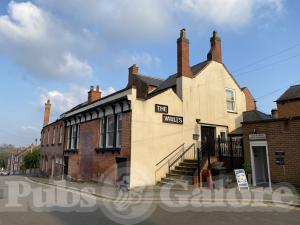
[129,88,185,188]
[129,61,246,188]
[180,61,246,145]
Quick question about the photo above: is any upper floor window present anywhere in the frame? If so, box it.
[52,127,56,145]
[47,130,50,145]
[226,88,236,112]
[59,126,63,144]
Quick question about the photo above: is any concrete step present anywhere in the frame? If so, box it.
[170,169,194,176]
[166,173,194,181]
[182,159,198,164]
[161,177,193,185]
[156,181,194,189]
[175,165,196,172]
[179,162,198,168]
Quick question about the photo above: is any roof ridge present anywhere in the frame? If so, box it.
[139,74,164,81]
[290,84,300,87]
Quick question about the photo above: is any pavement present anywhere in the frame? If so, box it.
[0,175,300,225]
[26,175,300,207]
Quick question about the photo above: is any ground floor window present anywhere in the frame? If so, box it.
[99,113,122,149]
[106,115,115,147]
[68,124,80,149]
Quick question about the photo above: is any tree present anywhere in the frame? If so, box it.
[23,148,40,171]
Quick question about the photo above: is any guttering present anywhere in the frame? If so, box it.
[63,89,132,118]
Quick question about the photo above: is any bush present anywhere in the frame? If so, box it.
[242,161,252,174]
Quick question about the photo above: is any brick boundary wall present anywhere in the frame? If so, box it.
[243,119,300,187]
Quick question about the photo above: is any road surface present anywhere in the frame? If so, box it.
[0,176,299,225]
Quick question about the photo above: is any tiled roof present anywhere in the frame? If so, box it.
[243,110,271,122]
[276,84,300,103]
[138,75,164,87]
[150,60,209,95]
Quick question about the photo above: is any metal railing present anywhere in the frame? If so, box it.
[155,143,185,182]
[168,143,196,173]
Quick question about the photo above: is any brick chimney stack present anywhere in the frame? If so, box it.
[127,64,139,87]
[43,99,51,127]
[88,85,101,103]
[207,31,222,63]
[177,28,193,78]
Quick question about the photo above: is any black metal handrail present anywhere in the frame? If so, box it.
[168,143,195,172]
[155,143,185,167]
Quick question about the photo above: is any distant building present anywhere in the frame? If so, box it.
[40,100,65,178]
[243,85,300,187]
[7,144,36,174]
[40,30,255,188]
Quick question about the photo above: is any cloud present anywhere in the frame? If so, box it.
[36,0,284,32]
[0,1,93,80]
[21,126,40,132]
[114,52,161,69]
[0,0,285,81]
[39,85,116,116]
[173,0,285,28]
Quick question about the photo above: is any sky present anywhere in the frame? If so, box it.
[0,0,299,146]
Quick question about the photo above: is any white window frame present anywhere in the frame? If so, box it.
[116,114,122,147]
[225,88,236,112]
[99,118,105,148]
[106,115,115,148]
[71,124,80,149]
[249,141,272,189]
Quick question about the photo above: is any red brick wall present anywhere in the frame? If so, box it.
[40,120,64,177]
[277,101,300,118]
[92,111,131,184]
[242,87,256,111]
[243,118,300,187]
[68,154,79,179]
[66,111,132,184]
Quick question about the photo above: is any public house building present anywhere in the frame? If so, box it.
[40,30,256,188]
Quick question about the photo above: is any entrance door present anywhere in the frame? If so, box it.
[201,126,216,157]
[51,158,55,177]
[250,142,271,187]
[64,156,69,175]
[116,157,129,188]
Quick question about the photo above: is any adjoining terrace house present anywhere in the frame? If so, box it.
[40,30,256,188]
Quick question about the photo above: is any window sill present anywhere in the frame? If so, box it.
[226,110,238,114]
[95,147,121,154]
[64,149,78,154]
